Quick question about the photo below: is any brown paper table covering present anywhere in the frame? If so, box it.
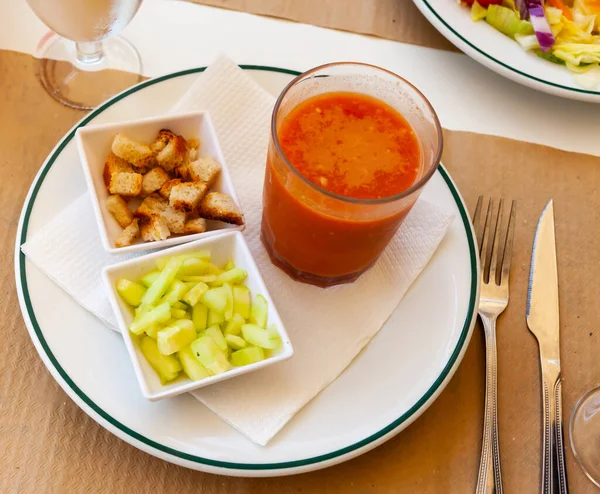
[1,9,599,491]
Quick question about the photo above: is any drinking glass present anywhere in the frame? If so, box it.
[26,0,144,110]
[570,386,600,487]
[261,62,443,287]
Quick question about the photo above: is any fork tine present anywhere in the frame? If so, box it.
[501,200,517,282]
[479,198,494,280]
[473,196,484,253]
[488,199,504,286]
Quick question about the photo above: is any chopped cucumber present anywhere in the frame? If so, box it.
[140,270,160,288]
[171,308,188,319]
[470,1,487,22]
[267,324,283,350]
[142,257,184,305]
[162,280,190,305]
[178,345,209,381]
[157,319,196,355]
[205,263,224,276]
[202,287,228,313]
[191,336,231,375]
[172,301,188,311]
[178,258,210,276]
[207,309,225,326]
[233,286,251,319]
[224,313,245,336]
[192,303,208,332]
[224,259,235,271]
[145,324,162,339]
[182,282,209,307]
[206,325,228,352]
[241,324,279,349]
[116,279,147,307]
[212,268,248,286]
[250,294,268,328]
[223,283,234,321]
[140,336,182,384]
[225,334,246,350]
[156,251,211,270]
[230,346,265,367]
[130,302,171,335]
[180,275,217,283]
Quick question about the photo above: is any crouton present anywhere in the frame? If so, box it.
[107,172,142,197]
[187,137,200,149]
[170,182,208,212]
[162,206,187,234]
[106,194,133,228]
[115,219,140,248]
[174,164,190,181]
[186,147,198,163]
[199,192,244,225]
[158,178,182,200]
[150,130,171,154]
[139,214,170,242]
[184,217,207,234]
[134,194,168,219]
[103,153,133,187]
[187,157,222,187]
[141,166,169,196]
[156,131,188,172]
[111,133,154,169]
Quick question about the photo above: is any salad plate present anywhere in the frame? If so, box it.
[15,65,478,476]
[413,0,600,102]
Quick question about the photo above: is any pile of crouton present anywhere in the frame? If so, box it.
[103,129,243,248]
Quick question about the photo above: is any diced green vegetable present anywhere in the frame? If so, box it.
[233,286,251,320]
[180,275,217,283]
[156,251,211,270]
[225,334,246,350]
[224,259,235,271]
[140,270,160,288]
[191,336,231,375]
[205,263,224,276]
[206,325,228,352]
[212,268,248,286]
[471,1,487,22]
[222,283,234,321]
[207,309,225,327]
[171,308,188,319]
[267,324,283,350]
[157,319,196,355]
[162,280,190,305]
[178,258,210,276]
[250,294,268,328]
[178,345,210,381]
[224,313,245,336]
[130,302,171,335]
[145,324,162,339]
[230,346,265,367]
[192,303,208,332]
[202,287,228,313]
[116,278,146,307]
[140,336,182,384]
[142,257,184,305]
[182,282,209,307]
[241,324,279,349]
[172,301,188,311]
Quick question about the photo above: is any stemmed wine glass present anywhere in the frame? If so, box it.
[570,386,600,487]
[26,0,144,110]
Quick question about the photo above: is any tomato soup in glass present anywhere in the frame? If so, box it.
[261,63,442,287]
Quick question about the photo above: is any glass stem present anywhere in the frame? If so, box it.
[75,41,104,65]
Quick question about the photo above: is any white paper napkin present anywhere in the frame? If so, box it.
[22,55,455,446]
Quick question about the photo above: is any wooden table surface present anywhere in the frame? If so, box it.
[2,1,600,492]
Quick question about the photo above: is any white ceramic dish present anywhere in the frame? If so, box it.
[76,110,243,255]
[103,231,293,401]
[15,66,478,476]
[413,0,600,103]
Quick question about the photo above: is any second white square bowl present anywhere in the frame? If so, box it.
[76,111,243,255]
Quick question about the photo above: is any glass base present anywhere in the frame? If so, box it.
[260,230,372,287]
[570,386,600,488]
[35,34,143,110]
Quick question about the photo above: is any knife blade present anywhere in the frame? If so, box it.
[526,200,568,494]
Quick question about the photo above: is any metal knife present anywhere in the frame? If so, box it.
[526,200,568,494]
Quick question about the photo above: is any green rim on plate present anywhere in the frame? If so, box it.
[419,0,600,96]
[16,65,478,470]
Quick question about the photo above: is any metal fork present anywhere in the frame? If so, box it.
[473,197,517,494]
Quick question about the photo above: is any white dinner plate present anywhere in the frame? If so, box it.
[15,66,479,477]
[413,0,600,103]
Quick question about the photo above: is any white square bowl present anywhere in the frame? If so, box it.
[76,111,244,255]
[102,231,294,401]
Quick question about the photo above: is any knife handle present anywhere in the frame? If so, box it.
[540,367,569,494]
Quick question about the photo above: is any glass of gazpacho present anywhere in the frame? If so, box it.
[261,62,442,287]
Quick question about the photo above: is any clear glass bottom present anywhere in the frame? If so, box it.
[570,386,600,488]
[34,34,143,110]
